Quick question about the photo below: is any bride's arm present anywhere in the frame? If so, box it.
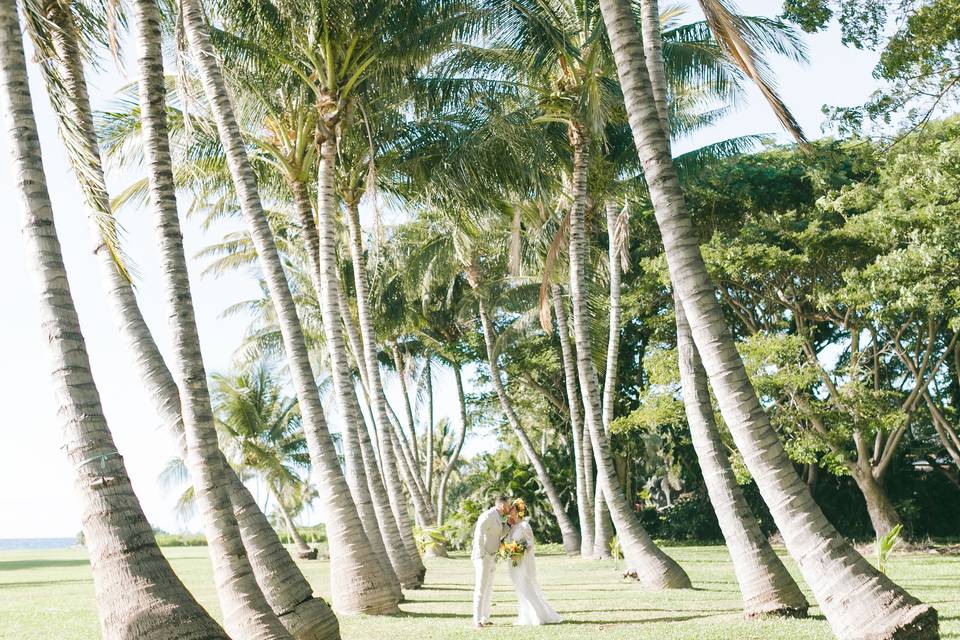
[523,522,535,546]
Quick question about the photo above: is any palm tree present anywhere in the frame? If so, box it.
[436,366,469,523]
[403,194,583,556]
[550,285,595,556]
[211,365,317,559]
[127,4,339,633]
[592,201,628,558]
[636,0,808,617]
[456,0,772,573]
[134,17,296,640]
[597,0,939,635]
[566,155,691,586]
[314,136,419,591]
[374,241,473,532]
[466,260,582,555]
[489,0,688,579]
[113,53,409,594]
[206,0,476,586]
[675,300,809,616]
[0,3,228,637]
[23,1,292,635]
[393,85,590,554]
[342,194,428,582]
[179,0,399,614]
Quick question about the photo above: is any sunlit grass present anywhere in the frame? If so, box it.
[0,545,957,639]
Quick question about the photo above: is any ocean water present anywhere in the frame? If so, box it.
[0,538,78,551]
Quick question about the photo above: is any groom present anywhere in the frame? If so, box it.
[471,495,512,628]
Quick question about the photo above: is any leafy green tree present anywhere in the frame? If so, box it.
[783,0,960,135]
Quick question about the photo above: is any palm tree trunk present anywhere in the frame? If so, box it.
[601,202,623,435]
[0,8,228,636]
[676,296,809,617]
[35,4,290,636]
[474,297,581,555]
[311,139,419,591]
[342,199,427,582]
[336,289,371,391]
[639,0,671,137]
[391,341,422,468]
[425,359,435,497]
[386,401,436,526]
[646,1,806,616]
[551,285,595,556]
[592,201,625,559]
[180,0,398,614]
[127,5,339,636]
[270,487,315,559]
[598,0,937,634]
[566,127,690,587]
[436,364,469,525]
[228,477,338,638]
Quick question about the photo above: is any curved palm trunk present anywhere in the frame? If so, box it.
[644,1,806,616]
[343,199,427,582]
[0,9,228,636]
[386,402,436,526]
[127,4,340,636]
[391,342,422,468]
[35,4,289,636]
[676,298,809,617]
[180,0,398,614]
[270,487,315,559]
[593,201,626,559]
[475,297,581,555]
[341,292,428,533]
[313,141,420,591]
[598,0,937,634]
[336,289,371,390]
[425,360,435,497]
[601,202,623,434]
[436,363,469,525]
[566,129,690,587]
[551,285,595,556]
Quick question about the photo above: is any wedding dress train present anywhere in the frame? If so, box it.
[507,520,563,626]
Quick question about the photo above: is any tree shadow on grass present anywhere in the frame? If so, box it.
[424,585,471,592]
[556,612,720,625]
[558,607,740,616]
[0,559,89,571]
[404,599,471,605]
[0,579,92,589]
[396,610,473,620]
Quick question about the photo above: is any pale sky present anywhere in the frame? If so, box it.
[0,1,895,538]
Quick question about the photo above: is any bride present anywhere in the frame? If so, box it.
[505,499,562,626]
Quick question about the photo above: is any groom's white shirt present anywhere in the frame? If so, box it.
[472,506,506,625]
[472,507,505,560]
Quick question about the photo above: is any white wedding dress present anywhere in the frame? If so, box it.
[506,520,563,626]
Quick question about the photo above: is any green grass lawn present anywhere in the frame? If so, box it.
[0,545,957,639]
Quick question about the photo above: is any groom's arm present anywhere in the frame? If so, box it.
[481,514,500,557]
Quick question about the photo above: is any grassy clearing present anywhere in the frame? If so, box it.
[0,545,957,639]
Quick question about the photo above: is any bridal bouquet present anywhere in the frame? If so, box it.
[498,540,528,567]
